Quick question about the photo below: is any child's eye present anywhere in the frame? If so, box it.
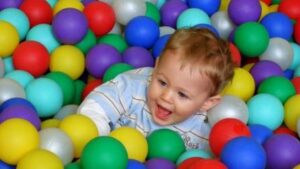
[178,92,188,99]
[158,79,167,86]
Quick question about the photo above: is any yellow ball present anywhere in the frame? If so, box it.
[221,67,255,101]
[284,94,300,131]
[110,127,148,162]
[53,0,84,15]
[41,118,60,129]
[269,4,279,13]
[17,149,63,169]
[0,118,39,165]
[242,63,255,72]
[50,45,85,80]
[0,21,19,57]
[59,114,98,158]
[219,0,230,11]
[259,1,270,21]
[294,164,300,169]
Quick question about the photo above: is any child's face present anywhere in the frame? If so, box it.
[147,51,220,126]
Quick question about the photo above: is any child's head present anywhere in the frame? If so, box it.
[147,28,234,126]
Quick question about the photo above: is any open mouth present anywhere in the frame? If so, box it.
[155,104,172,121]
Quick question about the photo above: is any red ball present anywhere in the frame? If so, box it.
[177,157,203,169]
[83,1,115,37]
[13,41,50,77]
[260,0,272,5]
[274,125,298,137]
[229,42,241,67]
[278,0,300,20]
[291,77,300,94]
[209,118,251,157]
[82,79,102,99]
[189,159,228,169]
[19,0,53,27]
[294,19,300,44]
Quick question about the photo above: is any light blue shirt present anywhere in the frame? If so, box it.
[78,67,211,150]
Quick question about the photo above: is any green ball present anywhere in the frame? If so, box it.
[103,63,134,82]
[81,136,128,169]
[76,29,97,54]
[72,79,86,105]
[46,72,75,105]
[272,0,281,4]
[147,128,186,163]
[97,34,128,53]
[146,2,160,25]
[234,22,269,57]
[257,76,296,103]
[65,161,81,169]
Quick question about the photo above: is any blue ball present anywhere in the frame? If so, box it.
[221,137,267,169]
[125,16,159,49]
[152,34,171,58]
[283,69,294,80]
[249,124,273,144]
[194,23,219,37]
[127,159,147,169]
[187,0,221,16]
[261,12,294,40]
[0,97,36,112]
[0,160,15,169]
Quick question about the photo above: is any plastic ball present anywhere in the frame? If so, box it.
[41,118,61,129]
[0,8,29,40]
[176,149,212,165]
[147,128,186,163]
[0,58,4,77]
[250,60,284,86]
[248,124,272,144]
[146,2,160,24]
[208,95,248,126]
[152,34,171,58]
[0,104,41,130]
[72,80,86,104]
[188,159,227,169]
[59,114,98,158]
[211,11,235,40]
[177,8,211,29]
[52,8,88,44]
[260,38,293,70]
[289,43,300,70]
[26,78,63,118]
[83,1,115,37]
[110,127,148,162]
[0,78,25,104]
[221,68,255,101]
[54,104,78,120]
[0,0,22,10]
[257,76,296,103]
[50,45,85,80]
[260,12,293,40]
[229,42,241,67]
[17,149,64,169]
[4,70,34,88]
[221,137,266,169]
[47,0,58,8]
[123,46,154,68]
[80,136,128,169]
[0,160,14,169]
[259,1,270,20]
[103,63,134,82]
[159,26,175,36]
[125,16,159,49]
[209,118,251,156]
[0,21,19,57]
[81,79,102,100]
[264,134,300,169]
[284,94,300,131]
[112,0,146,25]
[278,0,300,20]
[19,0,52,27]
[0,118,39,165]
[127,159,147,169]
[53,0,84,15]
[247,93,284,130]
[177,157,203,169]
[46,72,75,105]
[234,22,269,57]
[145,158,176,169]
[75,29,97,54]
[65,161,81,169]
[86,44,122,78]
[39,128,74,165]
[109,22,122,34]
[12,41,50,77]
[295,19,300,45]
[291,77,300,94]
[160,0,188,28]
[0,97,36,112]
[2,56,14,73]
[275,125,298,137]
[228,0,261,25]
[26,24,60,53]
[97,33,128,53]
[187,0,220,16]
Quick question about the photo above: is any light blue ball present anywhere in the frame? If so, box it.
[26,77,63,118]
[26,24,60,53]
[289,42,300,70]
[247,93,284,130]
[0,8,29,40]
[156,0,166,9]
[3,57,14,74]
[294,65,300,77]
[46,0,58,8]
[176,149,212,165]
[176,8,211,29]
[5,70,34,88]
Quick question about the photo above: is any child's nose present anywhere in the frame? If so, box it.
[161,89,173,103]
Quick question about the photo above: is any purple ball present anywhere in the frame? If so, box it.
[52,8,88,44]
[228,0,261,25]
[86,44,122,78]
[160,0,188,28]
[0,105,41,130]
[145,158,176,169]
[264,134,300,169]
[0,0,23,10]
[250,60,284,86]
[123,47,154,68]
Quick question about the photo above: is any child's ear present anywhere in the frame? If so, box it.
[200,95,221,112]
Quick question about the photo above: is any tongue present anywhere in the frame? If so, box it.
[157,106,171,120]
